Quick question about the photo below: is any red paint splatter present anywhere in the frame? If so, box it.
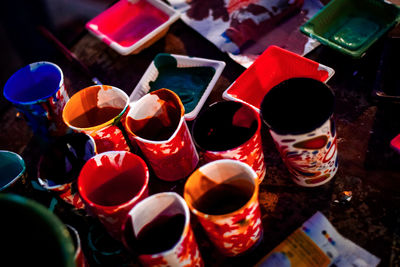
[293,135,328,149]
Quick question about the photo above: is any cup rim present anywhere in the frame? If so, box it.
[0,150,26,191]
[65,224,82,261]
[87,223,125,256]
[184,159,259,220]
[125,88,185,144]
[260,77,335,135]
[3,61,64,105]
[0,194,76,267]
[123,192,190,258]
[62,85,129,132]
[191,100,261,153]
[77,151,149,209]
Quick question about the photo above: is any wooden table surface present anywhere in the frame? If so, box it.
[2,18,400,266]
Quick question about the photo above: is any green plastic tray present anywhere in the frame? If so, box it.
[300,0,400,58]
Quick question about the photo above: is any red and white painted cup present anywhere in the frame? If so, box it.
[77,151,149,240]
[184,159,263,257]
[125,88,199,181]
[260,78,338,187]
[122,192,203,267]
[192,101,266,183]
[63,85,134,153]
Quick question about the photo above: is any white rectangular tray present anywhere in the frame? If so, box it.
[129,53,226,120]
[86,0,180,55]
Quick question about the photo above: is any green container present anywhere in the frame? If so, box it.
[300,0,400,58]
[0,194,76,267]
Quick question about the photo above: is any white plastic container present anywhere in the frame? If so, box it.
[86,0,180,55]
[129,53,226,120]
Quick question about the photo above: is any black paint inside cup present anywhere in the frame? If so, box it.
[260,78,335,135]
[124,213,185,255]
[194,183,252,215]
[39,133,95,185]
[192,101,258,151]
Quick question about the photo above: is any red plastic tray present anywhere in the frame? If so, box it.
[223,45,335,111]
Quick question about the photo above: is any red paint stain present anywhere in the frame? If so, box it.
[227,0,259,13]
[293,135,328,150]
[322,136,337,163]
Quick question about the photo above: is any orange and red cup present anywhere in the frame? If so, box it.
[63,85,134,153]
[184,159,263,256]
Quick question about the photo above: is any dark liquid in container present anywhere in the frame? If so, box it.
[149,53,216,113]
[70,106,123,128]
[127,101,180,141]
[39,133,95,185]
[194,183,251,215]
[128,214,185,255]
[193,101,258,151]
[260,78,334,135]
[0,162,23,188]
[88,171,143,206]
[196,124,256,151]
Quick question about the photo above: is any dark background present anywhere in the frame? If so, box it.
[0,0,114,114]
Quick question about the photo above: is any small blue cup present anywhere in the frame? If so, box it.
[3,61,69,138]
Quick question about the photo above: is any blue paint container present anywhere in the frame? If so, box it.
[3,61,69,138]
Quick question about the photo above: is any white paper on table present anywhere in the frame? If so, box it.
[256,211,381,267]
[166,0,323,68]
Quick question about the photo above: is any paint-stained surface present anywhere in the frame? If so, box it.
[166,0,324,67]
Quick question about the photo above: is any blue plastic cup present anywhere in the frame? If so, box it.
[3,61,69,138]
